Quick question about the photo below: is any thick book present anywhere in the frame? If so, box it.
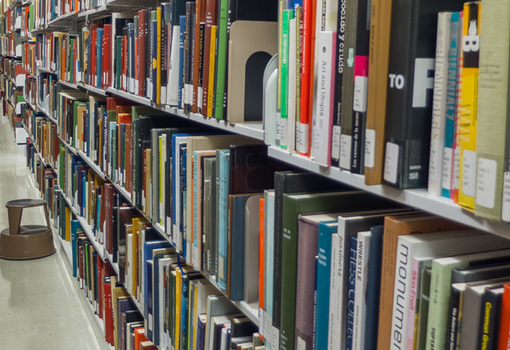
[272,171,350,331]
[244,195,263,304]
[475,0,509,221]
[382,0,465,189]
[377,215,467,350]
[477,287,504,350]
[498,284,510,350]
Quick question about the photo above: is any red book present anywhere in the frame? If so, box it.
[90,26,97,86]
[97,255,104,320]
[139,341,157,350]
[193,0,206,113]
[202,0,218,115]
[123,35,128,91]
[299,0,315,156]
[138,10,147,96]
[498,284,510,350]
[104,279,112,344]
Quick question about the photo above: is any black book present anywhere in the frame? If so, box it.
[477,287,504,350]
[230,316,258,337]
[350,0,370,174]
[383,0,465,188]
[272,171,351,329]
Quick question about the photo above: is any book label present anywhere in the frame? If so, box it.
[259,308,265,337]
[476,158,497,209]
[340,135,352,169]
[429,140,441,182]
[280,117,288,149]
[364,128,375,168]
[297,337,306,350]
[461,150,476,196]
[353,76,368,112]
[502,172,510,222]
[332,125,341,160]
[297,123,309,155]
[442,147,453,190]
[384,142,399,184]
[453,147,460,190]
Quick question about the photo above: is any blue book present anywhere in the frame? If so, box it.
[364,225,384,350]
[196,314,207,350]
[143,240,172,319]
[217,149,230,290]
[171,134,189,242]
[442,12,460,199]
[230,194,250,300]
[312,256,318,350]
[181,144,188,258]
[178,15,186,108]
[315,221,338,350]
[97,28,104,88]
[71,220,80,277]
[346,236,357,350]
[146,259,154,341]
[181,272,190,350]
[81,171,87,217]
[96,195,101,236]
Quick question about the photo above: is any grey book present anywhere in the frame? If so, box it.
[459,281,508,350]
[204,295,240,350]
[452,262,510,284]
[416,266,432,350]
[202,157,214,275]
[244,195,263,304]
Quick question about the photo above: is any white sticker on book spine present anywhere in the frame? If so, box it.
[476,158,497,209]
[384,142,399,184]
[502,172,510,222]
[453,147,460,190]
[297,123,308,155]
[353,76,368,113]
[364,129,375,168]
[259,309,265,337]
[280,117,288,149]
[461,150,476,197]
[297,336,306,350]
[442,147,453,190]
[339,134,352,170]
[332,126,341,160]
[272,326,280,350]
[429,139,441,181]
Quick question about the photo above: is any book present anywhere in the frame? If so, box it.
[428,12,452,196]
[475,0,510,221]
[352,230,371,350]
[383,0,465,189]
[377,214,467,350]
[477,287,504,350]
[244,195,263,304]
[497,284,510,350]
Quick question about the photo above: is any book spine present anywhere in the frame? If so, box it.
[389,237,414,350]
[477,289,502,350]
[328,233,341,350]
[279,9,291,150]
[446,286,461,350]
[217,150,229,290]
[497,285,510,350]
[213,0,228,120]
[352,232,369,350]
[178,16,186,109]
[311,30,335,167]
[346,236,357,350]
[457,2,480,210]
[428,12,452,196]
[316,224,334,350]
[476,0,510,221]
[207,25,217,117]
[406,258,422,350]
[350,55,368,174]
[297,0,312,155]
[441,13,460,199]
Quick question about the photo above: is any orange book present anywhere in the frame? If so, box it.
[259,197,265,311]
[498,284,510,350]
[134,327,148,350]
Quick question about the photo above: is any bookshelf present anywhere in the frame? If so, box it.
[4,0,510,348]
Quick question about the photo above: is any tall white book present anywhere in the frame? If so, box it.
[352,231,371,350]
[428,12,452,196]
[167,25,181,106]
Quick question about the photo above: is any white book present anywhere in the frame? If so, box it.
[220,325,231,350]
[312,31,335,166]
[287,18,297,154]
[160,134,167,226]
[428,12,452,196]
[352,231,371,350]
[264,191,275,319]
[328,233,342,350]
[390,229,502,350]
[168,25,181,106]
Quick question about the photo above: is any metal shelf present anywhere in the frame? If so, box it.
[37,66,57,74]
[59,80,79,89]
[268,145,510,238]
[79,83,107,96]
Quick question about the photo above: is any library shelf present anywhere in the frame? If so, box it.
[59,79,79,89]
[268,145,510,239]
[37,66,57,74]
[79,82,107,96]
[106,87,153,107]
[104,251,120,276]
[46,11,78,27]
[58,235,73,266]
[37,104,58,124]
[61,191,107,262]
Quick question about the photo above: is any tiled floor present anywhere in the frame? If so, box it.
[0,115,105,350]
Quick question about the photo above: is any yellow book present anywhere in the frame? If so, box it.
[192,280,199,350]
[207,25,218,117]
[156,7,162,104]
[457,2,481,210]
[65,206,71,241]
[132,217,140,296]
[175,268,182,350]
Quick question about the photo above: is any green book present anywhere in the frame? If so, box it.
[116,36,123,89]
[213,0,229,120]
[475,0,510,221]
[416,266,432,350]
[280,191,397,350]
[59,146,65,190]
[279,9,292,150]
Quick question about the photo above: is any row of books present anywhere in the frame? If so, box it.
[22,108,59,169]
[29,0,276,123]
[0,6,22,35]
[27,129,268,350]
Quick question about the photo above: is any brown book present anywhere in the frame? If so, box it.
[202,0,218,116]
[139,341,158,350]
[193,0,206,113]
[364,0,392,185]
[138,9,147,97]
[377,214,467,350]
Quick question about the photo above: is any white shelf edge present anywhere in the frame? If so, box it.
[268,145,510,238]
[79,83,108,96]
[59,80,79,89]
[104,250,120,276]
